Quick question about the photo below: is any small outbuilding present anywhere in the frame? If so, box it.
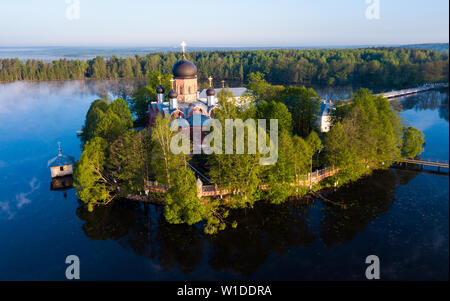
[47,142,75,179]
[318,99,334,133]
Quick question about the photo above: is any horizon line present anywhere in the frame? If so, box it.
[0,42,448,49]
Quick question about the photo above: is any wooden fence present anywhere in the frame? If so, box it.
[144,167,339,199]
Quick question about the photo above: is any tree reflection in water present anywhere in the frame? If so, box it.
[207,202,315,277]
[319,169,418,247]
[76,169,418,277]
[398,89,449,121]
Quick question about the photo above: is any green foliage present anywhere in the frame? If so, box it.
[75,98,138,205]
[164,168,204,225]
[150,114,188,186]
[245,72,272,99]
[73,137,112,205]
[202,198,231,234]
[81,98,134,144]
[288,87,321,137]
[292,135,312,180]
[80,99,109,143]
[325,88,404,182]
[246,74,321,137]
[306,131,323,154]
[2,48,447,88]
[255,100,292,133]
[264,130,296,204]
[324,122,354,169]
[401,126,425,158]
[306,130,323,171]
[207,92,262,207]
[129,71,173,121]
[107,130,153,194]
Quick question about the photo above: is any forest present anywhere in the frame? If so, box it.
[1,47,448,88]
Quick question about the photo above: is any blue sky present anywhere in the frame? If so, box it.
[0,0,448,47]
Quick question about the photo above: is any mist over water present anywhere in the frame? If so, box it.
[0,81,448,280]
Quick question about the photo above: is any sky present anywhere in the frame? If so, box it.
[0,0,448,47]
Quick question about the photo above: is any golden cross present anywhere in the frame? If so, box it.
[208,76,213,87]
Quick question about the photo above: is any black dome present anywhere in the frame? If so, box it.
[168,89,178,99]
[206,87,215,96]
[156,85,165,94]
[172,57,197,78]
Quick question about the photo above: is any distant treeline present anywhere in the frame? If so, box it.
[0,48,448,88]
[401,43,449,53]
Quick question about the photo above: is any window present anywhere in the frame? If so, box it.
[60,166,64,171]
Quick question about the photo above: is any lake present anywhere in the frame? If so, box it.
[0,80,448,280]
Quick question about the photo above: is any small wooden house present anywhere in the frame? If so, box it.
[47,142,75,179]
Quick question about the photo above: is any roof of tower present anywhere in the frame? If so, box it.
[206,87,215,96]
[168,89,178,99]
[156,85,165,94]
[172,57,198,79]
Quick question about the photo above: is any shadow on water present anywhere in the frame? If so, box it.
[207,202,315,277]
[76,201,205,274]
[75,169,420,278]
[319,169,418,247]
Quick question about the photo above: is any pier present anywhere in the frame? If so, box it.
[337,83,448,106]
[394,158,449,173]
[376,83,449,99]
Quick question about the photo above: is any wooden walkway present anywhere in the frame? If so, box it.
[144,167,339,199]
[377,83,448,99]
[395,158,449,173]
[337,83,448,106]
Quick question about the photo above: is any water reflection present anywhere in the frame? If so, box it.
[76,201,205,274]
[320,169,418,247]
[398,88,449,121]
[75,169,421,277]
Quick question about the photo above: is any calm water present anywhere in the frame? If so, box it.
[0,81,448,281]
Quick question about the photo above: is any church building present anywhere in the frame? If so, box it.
[148,42,217,135]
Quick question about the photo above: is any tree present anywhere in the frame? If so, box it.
[246,72,271,99]
[324,122,355,175]
[90,56,107,79]
[207,90,262,206]
[73,137,112,207]
[306,130,323,165]
[324,89,405,183]
[110,98,134,127]
[255,100,292,134]
[292,135,311,181]
[164,168,204,225]
[265,130,296,204]
[286,86,321,137]
[151,114,188,186]
[92,98,134,143]
[402,126,425,158]
[81,99,109,143]
[108,130,153,194]
[81,98,134,144]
